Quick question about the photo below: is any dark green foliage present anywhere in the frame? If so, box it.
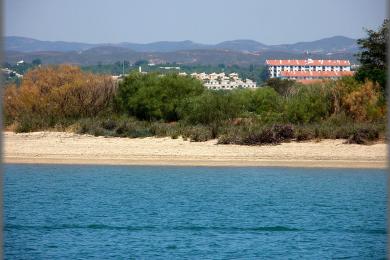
[252,87,281,113]
[285,84,332,124]
[265,78,296,96]
[178,87,281,130]
[14,115,46,133]
[355,19,388,92]
[134,60,149,67]
[32,59,42,66]
[77,117,154,138]
[115,72,204,121]
[355,68,387,93]
[178,91,242,125]
[247,87,284,123]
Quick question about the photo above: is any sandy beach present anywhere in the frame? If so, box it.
[2,131,387,168]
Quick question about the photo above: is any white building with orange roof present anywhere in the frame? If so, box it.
[265,59,353,83]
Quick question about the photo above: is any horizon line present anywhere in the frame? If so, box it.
[4,34,358,46]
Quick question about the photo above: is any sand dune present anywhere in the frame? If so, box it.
[3,131,387,168]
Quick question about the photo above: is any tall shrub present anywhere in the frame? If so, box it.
[342,81,384,121]
[3,65,116,130]
[115,73,204,121]
[285,83,332,124]
[178,91,242,125]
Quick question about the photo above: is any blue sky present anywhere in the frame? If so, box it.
[5,0,388,44]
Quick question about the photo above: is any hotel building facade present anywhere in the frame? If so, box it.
[265,59,354,83]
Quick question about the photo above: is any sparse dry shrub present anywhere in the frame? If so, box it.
[272,124,294,141]
[329,78,385,122]
[218,124,294,146]
[329,77,361,115]
[342,81,384,121]
[295,128,312,142]
[346,127,380,144]
[181,125,213,142]
[3,65,116,131]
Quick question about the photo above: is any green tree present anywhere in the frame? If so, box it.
[115,73,204,121]
[285,84,332,124]
[178,91,243,132]
[355,19,388,92]
[265,78,296,96]
[250,87,282,114]
[32,59,42,66]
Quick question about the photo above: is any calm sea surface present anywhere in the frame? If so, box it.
[4,164,387,259]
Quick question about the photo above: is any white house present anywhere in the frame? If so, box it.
[189,72,257,90]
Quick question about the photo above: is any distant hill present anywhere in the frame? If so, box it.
[215,40,269,52]
[5,35,359,54]
[5,36,96,52]
[4,35,359,67]
[5,36,210,53]
[4,47,358,67]
[272,36,359,53]
[116,40,209,52]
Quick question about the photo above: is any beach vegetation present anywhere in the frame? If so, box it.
[3,63,386,145]
[115,72,204,121]
[3,65,116,132]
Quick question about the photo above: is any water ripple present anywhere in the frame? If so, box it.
[5,224,301,232]
[6,224,386,235]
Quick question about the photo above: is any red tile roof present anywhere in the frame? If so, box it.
[280,71,354,77]
[265,59,351,66]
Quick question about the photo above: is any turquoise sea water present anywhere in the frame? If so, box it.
[4,164,387,259]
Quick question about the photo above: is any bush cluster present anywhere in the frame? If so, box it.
[115,72,204,121]
[3,66,386,145]
[218,124,294,145]
[4,65,115,131]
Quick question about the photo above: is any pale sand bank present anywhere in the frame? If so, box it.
[3,131,388,168]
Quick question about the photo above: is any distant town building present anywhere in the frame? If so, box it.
[188,72,257,90]
[1,68,23,78]
[265,59,354,83]
[159,66,180,70]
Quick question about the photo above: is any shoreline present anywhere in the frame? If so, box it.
[4,158,387,169]
[3,131,387,169]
